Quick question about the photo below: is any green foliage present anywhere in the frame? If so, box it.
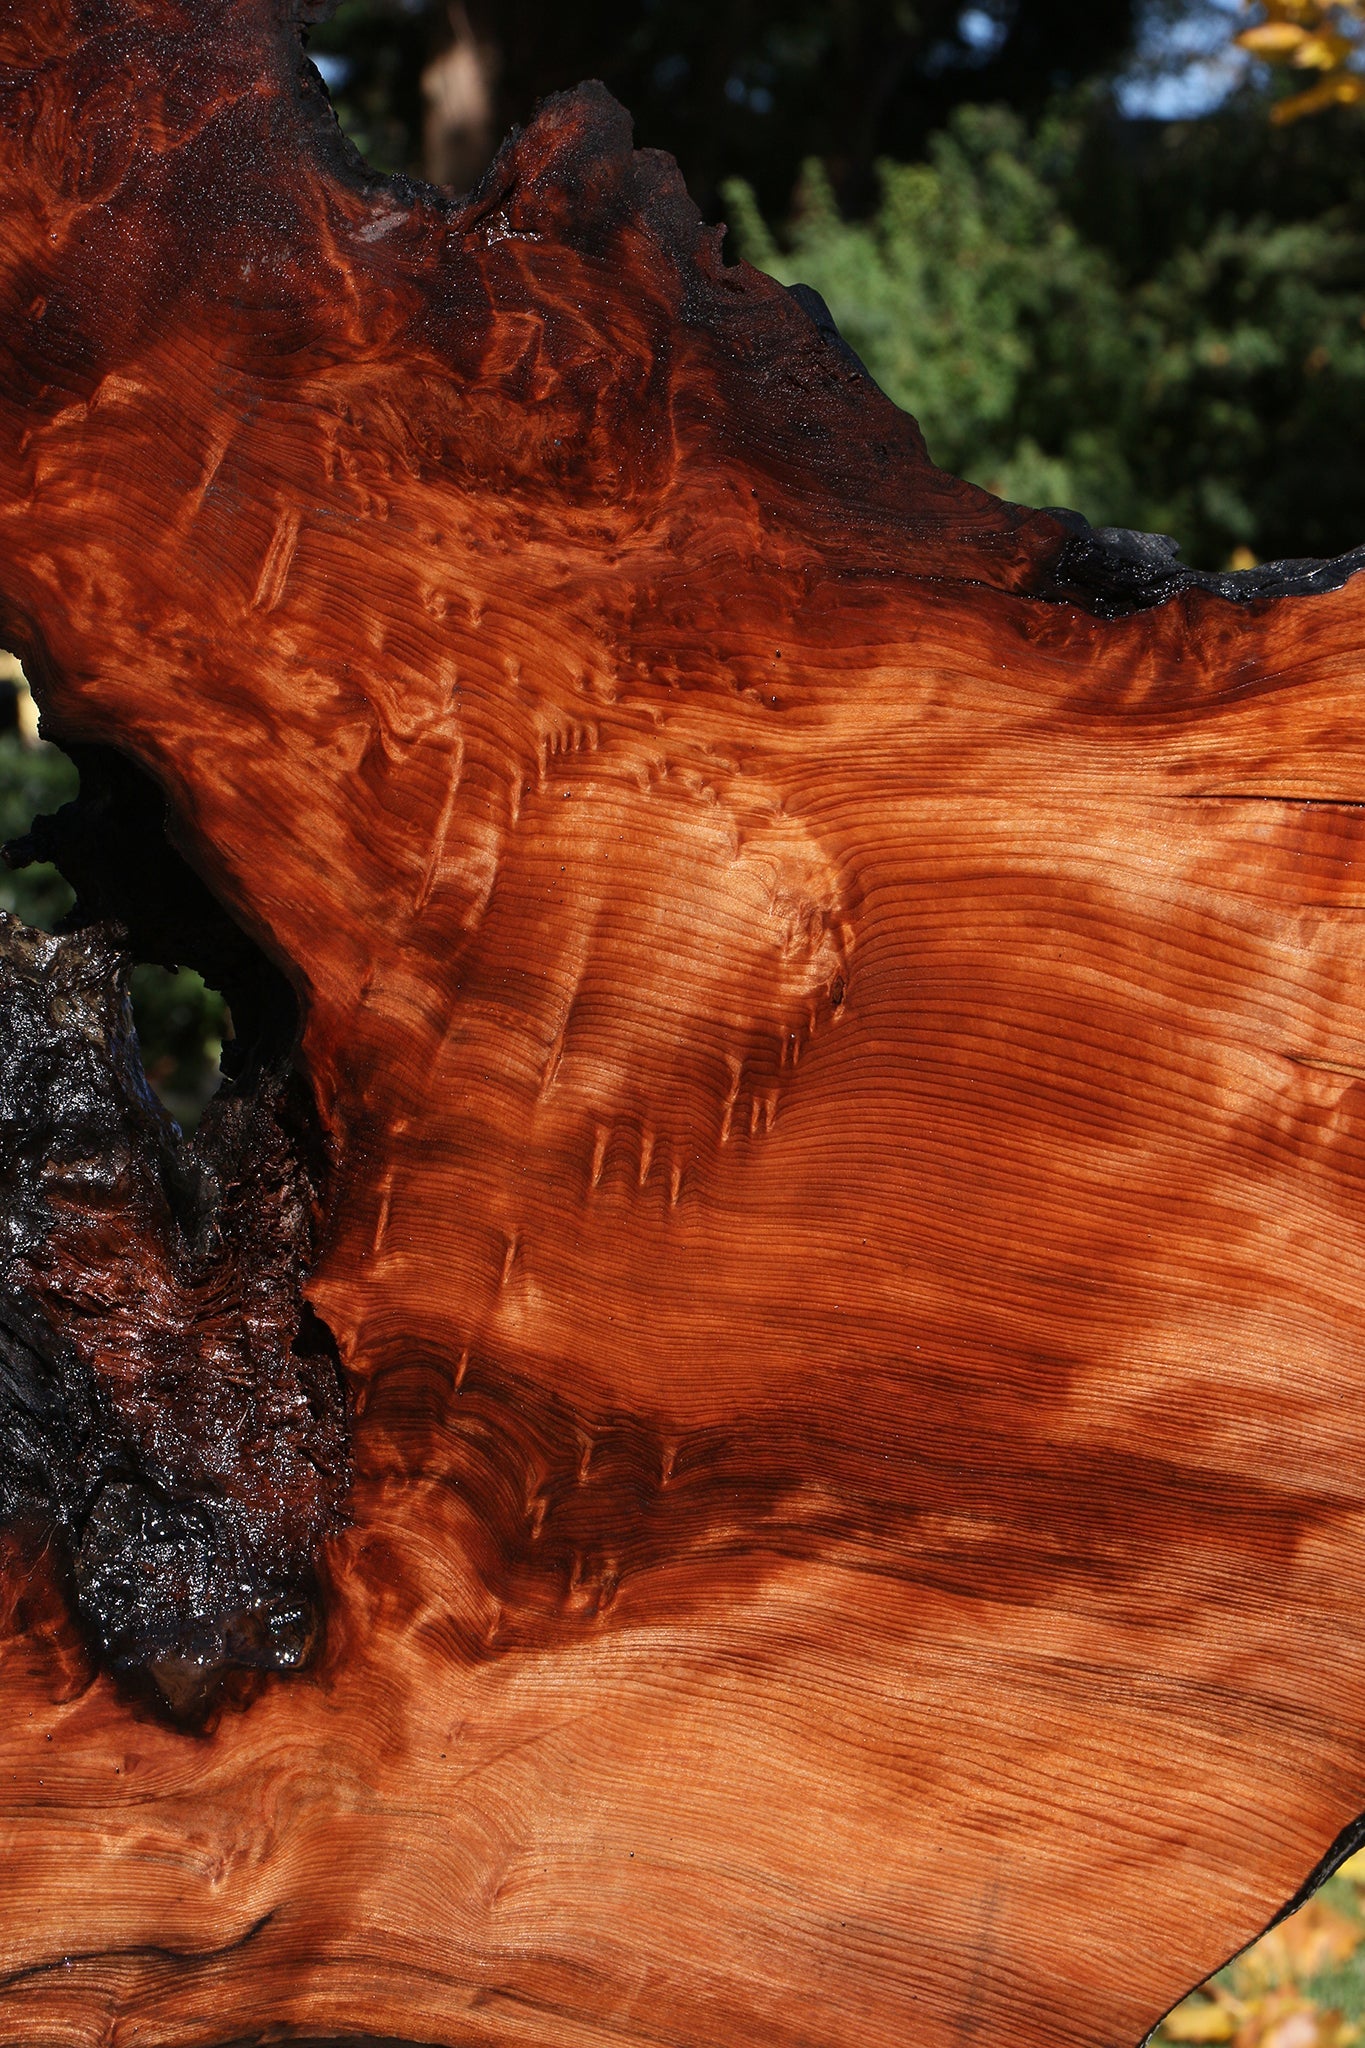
[128,963,226,1132]
[726,107,1139,528]
[0,730,76,930]
[725,99,1365,567]
[0,731,224,1129]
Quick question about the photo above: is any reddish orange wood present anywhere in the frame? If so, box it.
[4,5,1365,2046]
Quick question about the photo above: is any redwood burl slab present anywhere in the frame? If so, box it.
[6,6,1365,2048]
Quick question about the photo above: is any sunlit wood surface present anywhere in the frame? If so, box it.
[4,5,1365,2046]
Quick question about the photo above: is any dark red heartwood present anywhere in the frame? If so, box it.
[3,5,1365,2046]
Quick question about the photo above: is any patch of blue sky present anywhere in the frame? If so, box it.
[958,7,1009,56]
[1116,0,1252,119]
[311,54,353,92]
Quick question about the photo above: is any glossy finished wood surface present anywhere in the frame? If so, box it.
[4,4,1365,2045]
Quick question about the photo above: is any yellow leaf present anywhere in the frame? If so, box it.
[1238,21,1313,51]
[1232,1990,1354,2048]
[1271,72,1365,118]
[1290,32,1356,66]
[1232,1899,1363,1990]
[1162,1997,1237,2043]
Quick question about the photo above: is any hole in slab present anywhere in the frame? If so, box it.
[0,653,231,1129]
[0,651,77,924]
[0,653,349,1726]
[127,963,227,1131]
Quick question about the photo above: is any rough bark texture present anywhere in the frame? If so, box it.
[4,4,1365,2047]
[0,905,345,1722]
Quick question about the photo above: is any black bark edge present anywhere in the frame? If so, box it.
[1031,508,1365,620]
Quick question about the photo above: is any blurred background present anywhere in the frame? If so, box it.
[0,658,226,1129]
[8,0,1365,1142]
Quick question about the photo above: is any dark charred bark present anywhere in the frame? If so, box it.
[0,903,347,1723]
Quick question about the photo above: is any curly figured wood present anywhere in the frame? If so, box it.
[4,4,1365,2048]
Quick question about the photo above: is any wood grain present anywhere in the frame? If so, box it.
[4,4,1365,2045]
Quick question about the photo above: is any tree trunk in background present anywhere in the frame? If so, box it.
[4,5,1365,2047]
[422,3,497,190]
